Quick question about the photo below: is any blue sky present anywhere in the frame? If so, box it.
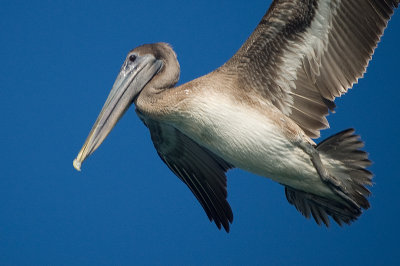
[1,0,399,265]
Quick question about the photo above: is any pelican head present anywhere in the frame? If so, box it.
[73,43,180,171]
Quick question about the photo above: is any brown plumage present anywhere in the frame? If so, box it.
[74,0,399,232]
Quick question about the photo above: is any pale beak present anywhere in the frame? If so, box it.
[73,54,162,171]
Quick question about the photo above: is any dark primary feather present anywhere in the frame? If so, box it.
[138,115,234,232]
[222,0,399,138]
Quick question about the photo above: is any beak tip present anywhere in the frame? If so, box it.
[73,158,82,171]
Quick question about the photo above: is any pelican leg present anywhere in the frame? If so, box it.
[296,141,359,208]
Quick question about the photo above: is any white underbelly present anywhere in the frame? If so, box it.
[170,95,332,194]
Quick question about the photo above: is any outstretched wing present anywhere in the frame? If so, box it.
[140,116,234,232]
[221,0,398,138]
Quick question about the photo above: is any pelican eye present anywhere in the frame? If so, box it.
[129,54,137,62]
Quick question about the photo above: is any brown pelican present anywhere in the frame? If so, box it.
[73,0,399,232]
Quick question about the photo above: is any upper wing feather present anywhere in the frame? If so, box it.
[221,0,398,138]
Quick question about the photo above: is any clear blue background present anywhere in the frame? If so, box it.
[1,0,399,265]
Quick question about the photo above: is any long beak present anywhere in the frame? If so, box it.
[73,54,162,171]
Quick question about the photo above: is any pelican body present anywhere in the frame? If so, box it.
[74,0,399,232]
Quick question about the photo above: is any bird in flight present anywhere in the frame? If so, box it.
[74,0,399,232]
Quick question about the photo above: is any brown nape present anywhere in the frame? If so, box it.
[133,43,183,120]
[133,43,180,90]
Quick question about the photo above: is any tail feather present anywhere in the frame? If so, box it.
[317,129,373,209]
[285,129,373,226]
[285,187,361,226]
